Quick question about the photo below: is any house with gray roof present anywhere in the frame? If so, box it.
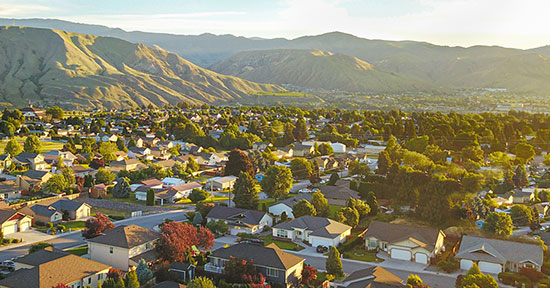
[19,204,63,224]
[206,206,272,235]
[205,242,305,287]
[268,194,313,219]
[273,216,351,248]
[455,235,544,274]
[331,266,405,288]
[363,221,445,264]
[49,198,91,220]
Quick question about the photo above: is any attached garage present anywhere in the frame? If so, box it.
[460,259,474,271]
[390,248,411,261]
[2,222,17,235]
[415,253,428,264]
[19,220,31,232]
[478,261,502,274]
[311,237,336,248]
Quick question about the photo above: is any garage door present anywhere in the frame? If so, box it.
[19,221,31,232]
[311,237,333,248]
[478,261,502,274]
[415,253,428,264]
[460,259,473,271]
[390,249,411,261]
[2,223,16,235]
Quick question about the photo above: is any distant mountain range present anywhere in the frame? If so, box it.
[2,18,550,102]
[0,26,282,108]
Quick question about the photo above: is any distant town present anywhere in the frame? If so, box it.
[0,103,549,288]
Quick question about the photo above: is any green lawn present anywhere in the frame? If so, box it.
[342,247,382,262]
[66,246,88,256]
[257,199,275,210]
[91,207,130,218]
[328,205,342,218]
[62,221,86,231]
[262,235,304,251]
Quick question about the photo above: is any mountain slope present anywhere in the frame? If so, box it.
[0,26,283,108]
[210,49,431,93]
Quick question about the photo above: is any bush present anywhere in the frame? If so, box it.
[437,256,459,273]
[46,222,53,229]
[498,272,531,287]
[519,267,545,283]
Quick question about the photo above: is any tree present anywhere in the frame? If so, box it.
[206,219,228,235]
[318,143,334,155]
[293,199,317,218]
[0,121,15,137]
[347,198,370,217]
[193,212,203,226]
[457,263,498,288]
[290,158,313,180]
[233,171,259,210]
[45,174,69,193]
[82,213,115,239]
[300,265,317,287]
[146,189,155,206]
[328,172,340,185]
[111,177,131,198]
[95,168,116,184]
[482,212,513,236]
[4,139,22,156]
[293,118,309,142]
[311,191,329,217]
[225,149,254,176]
[90,158,105,169]
[188,277,216,288]
[156,221,214,262]
[188,156,199,172]
[510,204,535,226]
[514,142,535,164]
[326,246,344,277]
[377,150,392,175]
[366,192,378,216]
[24,135,41,153]
[99,142,118,162]
[338,207,360,227]
[29,242,53,254]
[261,165,293,200]
[135,259,153,285]
[46,106,64,119]
[124,271,139,288]
[224,256,258,283]
[512,165,529,188]
[407,274,423,286]
[189,189,209,203]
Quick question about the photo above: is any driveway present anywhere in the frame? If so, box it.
[213,235,238,250]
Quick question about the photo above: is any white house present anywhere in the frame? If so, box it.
[268,194,313,219]
[205,176,237,191]
[206,206,272,235]
[272,216,351,247]
[161,177,186,187]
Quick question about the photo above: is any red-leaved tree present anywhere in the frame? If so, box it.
[157,221,214,262]
[82,213,115,239]
[301,265,317,286]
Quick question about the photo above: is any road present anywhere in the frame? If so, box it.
[293,253,456,288]
[290,169,350,193]
[0,210,188,262]
[513,221,550,236]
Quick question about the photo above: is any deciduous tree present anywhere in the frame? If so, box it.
[261,165,292,200]
[82,213,115,239]
[233,171,259,210]
[225,149,254,176]
[156,221,214,262]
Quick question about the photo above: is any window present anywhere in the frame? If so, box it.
[266,268,278,277]
[109,247,113,254]
[276,229,288,238]
[88,278,91,284]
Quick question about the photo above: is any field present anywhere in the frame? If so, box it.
[0,136,64,153]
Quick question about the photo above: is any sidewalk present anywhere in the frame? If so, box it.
[0,209,186,252]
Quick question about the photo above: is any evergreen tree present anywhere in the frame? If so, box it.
[326,246,344,277]
[233,171,260,210]
[293,118,309,142]
[328,172,340,185]
[193,212,203,226]
[125,271,139,288]
[377,150,391,175]
[366,191,378,216]
[293,200,317,218]
[146,189,155,206]
[261,165,293,200]
[136,259,153,285]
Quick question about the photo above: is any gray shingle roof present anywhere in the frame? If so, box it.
[15,247,68,266]
[320,185,359,200]
[49,199,87,212]
[210,242,304,270]
[274,216,351,238]
[363,221,442,252]
[336,266,405,288]
[30,205,59,217]
[456,235,544,266]
[0,209,17,224]
[272,194,313,208]
[206,206,267,226]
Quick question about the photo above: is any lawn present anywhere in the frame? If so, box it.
[103,193,143,205]
[91,207,130,218]
[0,136,65,153]
[262,235,304,251]
[328,205,341,218]
[257,199,275,210]
[62,221,86,231]
[66,246,88,256]
[342,247,382,262]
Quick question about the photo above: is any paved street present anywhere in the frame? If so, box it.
[0,210,188,262]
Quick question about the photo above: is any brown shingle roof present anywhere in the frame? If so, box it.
[363,221,443,252]
[210,242,304,270]
[87,224,159,249]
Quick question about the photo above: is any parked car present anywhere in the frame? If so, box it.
[0,260,15,271]
[316,245,328,253]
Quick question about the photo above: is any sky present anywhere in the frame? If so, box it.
[1,0,550,49]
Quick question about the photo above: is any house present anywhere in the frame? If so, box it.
[0,209,32,235]
[455,235,544,274]
[169,262,196,283]
[150,147,171,160]
[71,165,97,178]
[155,159,177,170]
[205,242,305,287]
[511,189,535,204]
[19,104,46,119]
[170,181,203,198]
[110,158,147,172]
[161,177,186,187]
[274,147,294,159]
[16,170,53,190]
[143,136,160,147]
[90,183,108,198]
[49,199,91,220]
[13,152,48,171]
[253,142,272,151]
[206,206,272,235]
[87,224,160,271]
[0,181,23,200]
[363,221,446,264]
[13,246,68,270]
[292,143,314,157]
[320,185,360,206]
[272,216,351,247]
[331,266,405,288]
[269,194,313,219]
[0,154,12,172]
[43,150,77,167]
[20,204,63,224]
[0,248,110,288]
[205,176,237,191]
[128,147,153,160]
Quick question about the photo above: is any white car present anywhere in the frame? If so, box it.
[299,188,312,193]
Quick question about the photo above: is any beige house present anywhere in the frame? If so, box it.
[0,209,32,235]
[13,152,49,171]
[87,224,160,271]
[110,158,147,172]
[19,205,63,224]
[0,248,110,288]
[16,170,52,190]
[364,221,446,264]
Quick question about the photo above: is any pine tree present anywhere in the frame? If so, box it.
[377,150,391,175]
[233,171,259,210]
[125,271,139,288]
[136,259,153,285]
[326,246,344,277]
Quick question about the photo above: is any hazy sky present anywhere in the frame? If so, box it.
[1,0,549,49]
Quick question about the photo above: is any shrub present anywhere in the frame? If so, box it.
[519,267,544,283]
[437,256,460,273]
[46,222,53,229]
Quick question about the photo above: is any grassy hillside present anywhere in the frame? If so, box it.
[0,26,284,108]
[210,49,432,93]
